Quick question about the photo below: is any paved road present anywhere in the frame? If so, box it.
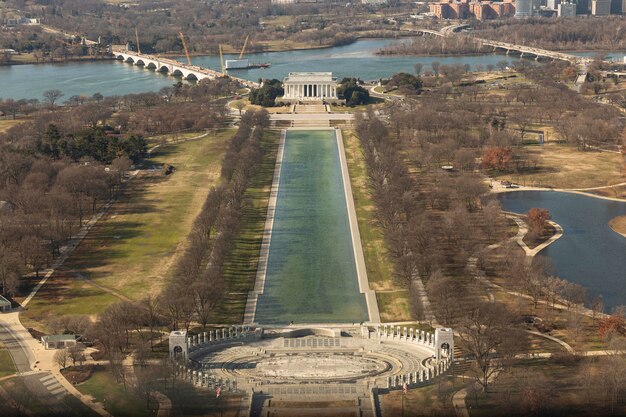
[0,321,82,414]
[0,321,34,373]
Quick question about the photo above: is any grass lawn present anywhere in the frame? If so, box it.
[376,291,411,322]
[0,118,24,133]
[22,130,233,330]
[216,130,280,323]
[342,130,410,321]
[491,143,624,189]
[330,97,385,113]
[260,15,295,27]
[0,342,16,377]
[468,358,626,417]
[78,367,152,417]
[379,379,458,417]
[1,376,100,417]
[229,99,291,114]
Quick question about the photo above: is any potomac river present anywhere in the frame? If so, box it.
[0,38,525,100]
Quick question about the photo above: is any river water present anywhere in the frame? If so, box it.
[0,38,524,100]
[498,191,626,310]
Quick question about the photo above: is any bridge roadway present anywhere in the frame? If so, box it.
[111,47,260,89]
[472,37,589,63]
[408,27,589,64]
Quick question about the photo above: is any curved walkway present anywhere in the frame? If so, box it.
[525,330,574,353]
[492,183,626,203]
[504,214,564,257]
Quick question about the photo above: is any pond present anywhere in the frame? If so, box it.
[498,191,626,310]
[253,129,369,324]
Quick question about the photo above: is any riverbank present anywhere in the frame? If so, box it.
[609,215,626,238]
[0,55,112,67]
[161,34,408,58]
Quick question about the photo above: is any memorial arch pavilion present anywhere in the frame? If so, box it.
[278,72,344,104]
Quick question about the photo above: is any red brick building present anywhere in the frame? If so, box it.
[430,0,515,19]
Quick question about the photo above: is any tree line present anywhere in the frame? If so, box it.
[0,77,241,298]
[87,109,271,361]
[473,17,626,51]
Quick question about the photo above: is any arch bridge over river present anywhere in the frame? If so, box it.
[111,46,260,89]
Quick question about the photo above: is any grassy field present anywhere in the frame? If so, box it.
[0,118,24,133]
[342,130,410,322]
[330,97,385,113]
[469,358,626,417]
[229,99,291,114]
[216,130,280,323]
[22,130,233,330]
[492,143,625,189]
[0,342,16,378]
[78,367,152,417]
[376,291,411,322]
[1,376,100,417]
[379,380,457,417]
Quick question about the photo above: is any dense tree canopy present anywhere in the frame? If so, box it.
[249,79,284,107]
[338,78,370,106]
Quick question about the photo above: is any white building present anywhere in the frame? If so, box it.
[279,72,343,103]
[515,0,533,16]
[557,2,576,15]
[547,0,560,9]
[591,0,611,14]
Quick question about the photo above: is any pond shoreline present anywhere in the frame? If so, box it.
[609,215,626,238]
[497,189,626,310]
[492,186,626,203]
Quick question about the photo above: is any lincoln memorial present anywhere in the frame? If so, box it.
[278,72,344,103]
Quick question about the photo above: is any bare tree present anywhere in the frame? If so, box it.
[457,302,524,392]
[43,89,64,109]
[54,348,70,370]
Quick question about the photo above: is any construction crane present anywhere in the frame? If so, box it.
[238,35,249,60]
[135,27,141,54]
[219,44,225,74]
[179,32,192,66]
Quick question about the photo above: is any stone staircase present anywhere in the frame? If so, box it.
[453,344,473,376]
[294,103,328,113]
[291,119,330,128]
[251,383,374,417]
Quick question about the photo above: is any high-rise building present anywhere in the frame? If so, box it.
[575,0,589,13]
[515,0,533,15]
[610,0,622,13]
[547,0,561,9]
[591,0,611,14]
[558,1,577,14]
